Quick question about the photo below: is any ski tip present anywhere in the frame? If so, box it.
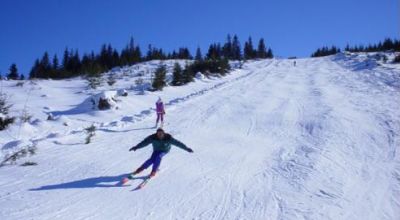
[117,177,129,186]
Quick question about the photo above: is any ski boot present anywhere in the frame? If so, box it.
[149,170,157,178]
[120,168,143,185]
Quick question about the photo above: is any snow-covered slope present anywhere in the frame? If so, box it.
[0,54,399,220]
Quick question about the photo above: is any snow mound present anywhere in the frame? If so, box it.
[117,89,128,96]
[1,139,35,162]
[1,140,32,150]
[332,52,400,88]
[195,72,206,80]
[92,91,119,110]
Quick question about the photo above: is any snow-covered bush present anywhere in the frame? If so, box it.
[394,55,400,63]
[47,113,54,121]
[135,78,146,94]
[98,97,112,110]
[0,116,14,130]
[0,92,15,130]
[91,91,121,110]
[15,82,24,87]
[117,89,128,97]
[0,142,37,167]
[19,109,32,123]
[95,92,116,110]
[382,55,388,63]
[107,73,117,86]
[86,76,103,89]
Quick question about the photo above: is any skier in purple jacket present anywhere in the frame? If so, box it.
[155,97,165,127]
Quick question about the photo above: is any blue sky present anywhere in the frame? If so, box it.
[0,0,398,75]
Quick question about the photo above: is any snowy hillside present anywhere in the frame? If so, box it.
[0,53,399,220]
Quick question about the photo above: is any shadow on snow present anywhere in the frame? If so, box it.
[29,174,148,191]
[47,97,95,117]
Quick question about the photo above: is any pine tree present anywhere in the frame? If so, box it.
[7,63,19,80]
[244,37,256,60]
[120,49,129,66]
[218,58,230,75]
[112,49,120,67]
[125,37,136,64]
[69,50,81,75]
[99,44,110,70]
[29,59,40,79]
[152,65,167,90]
[257,38,268,58]
[146,44,153,60]
[50,54,59,78]
[345,43,350,52]
[62,48,71,76]
[81,53,90,73]
[134,46,142,62]
[195,47,203,61]
[206,43,222,60]
[222,34,232,59]
[182,63,194,84]
[40,52,51,78]
[169,50,177,59]
[122,37,136,65]
[82,51,102,77]
[172,63,183,86]
[382,38,394,51]
[311,46,338,57]
[266,48,274,58]
[232,35,242,60]
[206,44,214,60]
[243,42,249,59]
[52,54,59,70]
[395,39,400,51]
[177,48,192,59]
[157,48,167,60]
[106,44,113,68]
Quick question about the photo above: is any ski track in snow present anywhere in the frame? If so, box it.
[0,55,399,220]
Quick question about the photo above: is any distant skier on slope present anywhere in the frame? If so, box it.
[155,97,165,128]
[127,128,193,179]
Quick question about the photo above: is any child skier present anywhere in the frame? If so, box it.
[155,97,165,127]
[127,128,193,179]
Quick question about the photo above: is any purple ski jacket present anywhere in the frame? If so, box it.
[156,101,164,113]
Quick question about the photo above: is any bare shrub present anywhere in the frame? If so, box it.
[85,124,96,144]
[0,145,37,167]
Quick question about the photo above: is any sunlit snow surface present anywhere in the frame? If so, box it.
[0,53,399,220]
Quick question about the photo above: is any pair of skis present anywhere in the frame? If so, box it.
[117,174,153,190]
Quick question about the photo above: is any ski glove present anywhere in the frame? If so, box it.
[187,148,194,153]
[129,146,138,151]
